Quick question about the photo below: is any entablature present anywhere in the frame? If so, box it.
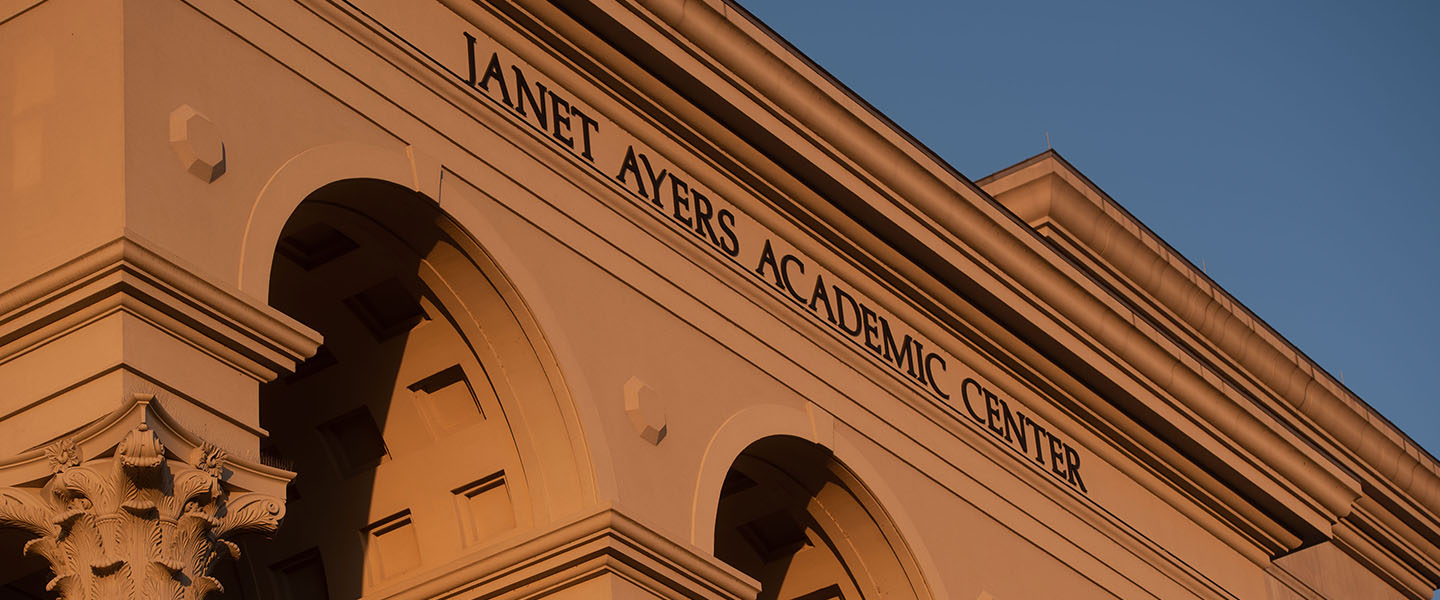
[979,151,1440,597]
[163,0,1440,596]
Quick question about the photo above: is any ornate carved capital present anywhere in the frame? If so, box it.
[0,397,288,599]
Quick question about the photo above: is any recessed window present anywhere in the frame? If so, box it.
[410,365,486,437]
[276,223,358,270]
[453,472,516,546]
[345,279,426,341]
[363,511,421,581]
[318,406,388,475]
[271,548,329,600]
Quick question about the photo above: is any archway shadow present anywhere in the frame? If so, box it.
[227,179,544,599]
[239,179,437,599]
[714,436,931,600]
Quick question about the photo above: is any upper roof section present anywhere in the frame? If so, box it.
[552,0,1440,592]
[979,149,1439,487]
[637,0,1440,498]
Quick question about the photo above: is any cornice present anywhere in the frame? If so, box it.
[0,393,293,498]
[369,505,758,600]
[499,0,1440,587]
[216,0,1438,592]
[525,0,1371,548]
[979,151,1440,596]
[0,235,322,382]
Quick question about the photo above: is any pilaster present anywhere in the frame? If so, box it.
[0,395,294,598]
[0,234,320,595]
[0,236,322,457]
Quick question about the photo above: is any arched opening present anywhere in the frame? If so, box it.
[714,437,931,600]
[228,179,590,599]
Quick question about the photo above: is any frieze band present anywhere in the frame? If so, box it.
[457,26,1092,495]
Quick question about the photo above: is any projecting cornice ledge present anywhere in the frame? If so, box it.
[367,505,759,600]
[557,0,1366,539]
[530,0,1440,590]
[0,235,322,382]
[979,151,1440,597]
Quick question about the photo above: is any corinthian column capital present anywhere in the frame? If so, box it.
[0,395,292,599]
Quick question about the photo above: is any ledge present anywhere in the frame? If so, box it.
[368,505,759,600]
[979,150,1440,596]
[525,0,1440,589]
[0,394,293,496]
[0,235,322,382]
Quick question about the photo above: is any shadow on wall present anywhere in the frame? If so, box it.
[714,436,932,600]
[227,179,536,599]
[0,178,588,598]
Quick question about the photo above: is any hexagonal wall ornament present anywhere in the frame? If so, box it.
[624,376,667,445]
[169,104,226,182]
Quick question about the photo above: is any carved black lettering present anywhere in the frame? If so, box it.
[511,66,548,129]
[860,305,882,353]
[464,33,479,86]
[880,318,919,381]
[779,254,806,304]
[1014,411,1031,455]
[961,378,985,424]
[1030,422,1048,464]
[832,286,862,336]
[692,190,721,247]
[478,52,511,106]
[638,153,667,210]
[924,352,950,399]
[670,177,693,227]
[984,390,1004,436]
[1000,398,1019,443]
[809,274,836,324]
[754,239,784,290]
[1049,434,1067,478]
[615,147,646,198]
[573,106,598,162]
[1065,445,1087,493]
[549,93,573,148]
[718,209,740,257]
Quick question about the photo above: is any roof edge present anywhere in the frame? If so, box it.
[980,151,1440,578]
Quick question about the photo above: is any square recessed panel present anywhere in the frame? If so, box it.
[363,511,421,581]
[739,510,810,561]
[319,406,388,475]
[276,223,358,270]
[409,365,485,436]
[271,548,329,600]
[454,473,515,545]
[345,279,426,341]
[719,471,758,498]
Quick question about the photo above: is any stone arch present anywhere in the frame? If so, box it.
[696,406,943,600]
[693,404,823,550]
[239,142,426,297]
[238,176,597,599]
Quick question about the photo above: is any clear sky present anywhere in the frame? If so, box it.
[744,2,1440,459]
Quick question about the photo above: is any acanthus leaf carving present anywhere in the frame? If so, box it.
[0,424,286,599]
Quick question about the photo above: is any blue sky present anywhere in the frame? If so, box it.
[744,2,1440,458]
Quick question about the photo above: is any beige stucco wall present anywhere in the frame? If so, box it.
[1,1,1437,599]
[1,0,125,290]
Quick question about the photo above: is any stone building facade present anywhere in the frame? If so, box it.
[2,1,1438,599]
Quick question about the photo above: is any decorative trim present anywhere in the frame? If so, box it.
[0,395,290,599]
[980,152,1440,590]
[522,0,1440,575]
[369,505,758,600]
[0,236,322,382]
